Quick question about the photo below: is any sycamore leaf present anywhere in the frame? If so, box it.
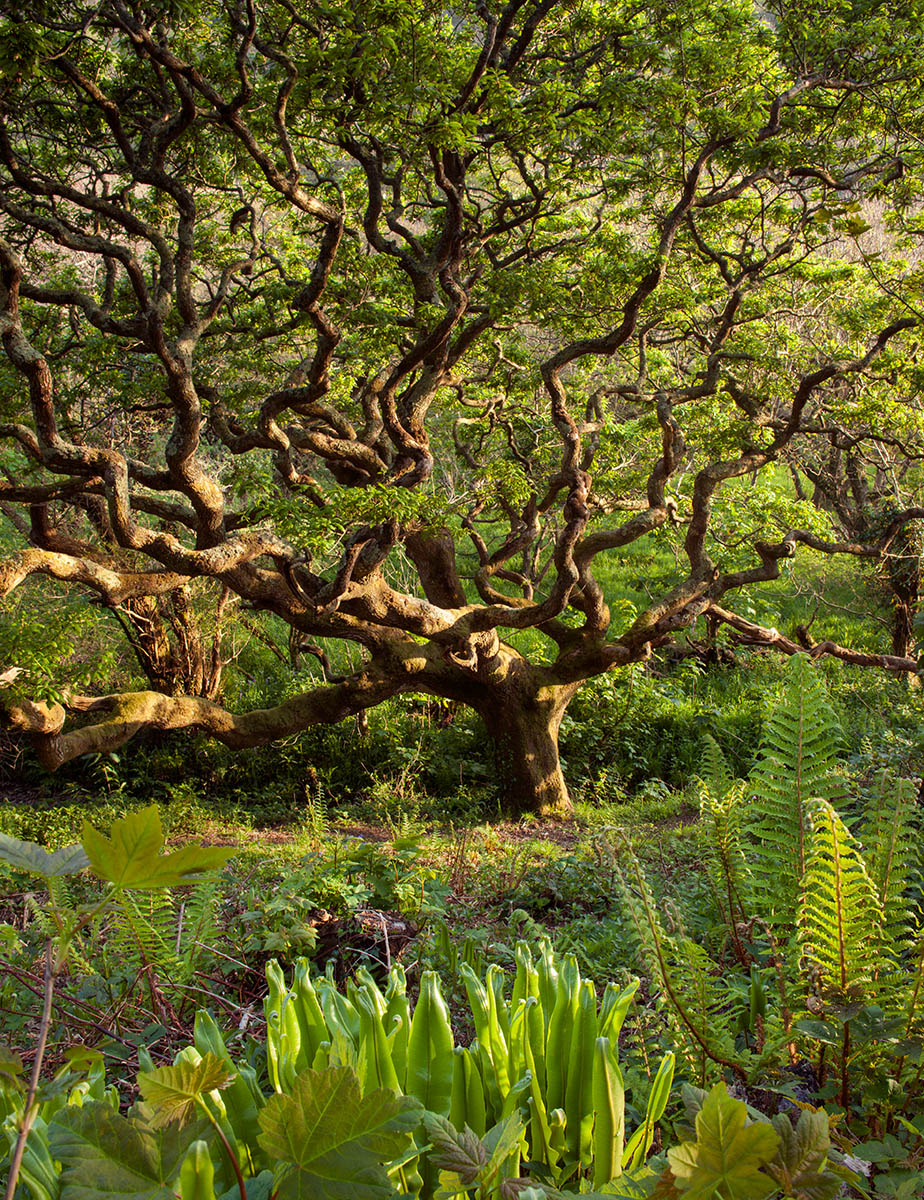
[257,1064,422,1200]
[81,805,234,889]
[49,1100,212,1200]
[0,831,89,877]
[667,1084,779,1200]
[764,1110,841,1200]
[138,1053,235,1129]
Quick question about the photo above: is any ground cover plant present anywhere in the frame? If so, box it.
[0,799,866,1199]
[1,656,923,1197]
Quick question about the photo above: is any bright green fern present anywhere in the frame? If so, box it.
[862,771,919,960]
[614,836,746,1085]
[108,888,181,982]
[801,798,883,1004]
[698,736,751,940]
[747,654,845,933]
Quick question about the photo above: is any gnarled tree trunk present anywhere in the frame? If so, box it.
[481,681,580,817]
[115,586,231,700]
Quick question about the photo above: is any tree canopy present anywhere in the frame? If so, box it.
[2,0,924,812]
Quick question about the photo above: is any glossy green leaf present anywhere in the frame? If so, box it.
[178,1139,215,1200]
[405,970,453,1116]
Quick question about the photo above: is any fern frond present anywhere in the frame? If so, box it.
[700,733,736,801]
[175,877,222,982]
[862,771,920,958]
[24,887,94,976]
[698,737,751,932]
[110,888,180,980]
[748,654,845,932]
[613,836,745,1084]
[801,798,883,1003]
[900,939,924,1042]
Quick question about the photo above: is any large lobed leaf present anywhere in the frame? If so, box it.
[49,1100,213,1200]
[81,805,235,890]
[138,1053,235,1129]
[257,1064,422,1200]
[667,1084,779,1199]
[0,831,89,877]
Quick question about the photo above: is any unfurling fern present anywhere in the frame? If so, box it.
[698,736,751,938]
[801,799,883,1004]
[613,836,745,1085]
[748,654,845,932]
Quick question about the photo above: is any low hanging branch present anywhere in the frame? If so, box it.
[6,664,407,771]
[706,604,919,675]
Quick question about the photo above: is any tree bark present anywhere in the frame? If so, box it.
[482,682,580,818]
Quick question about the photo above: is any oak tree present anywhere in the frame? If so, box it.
[2,0,923,812]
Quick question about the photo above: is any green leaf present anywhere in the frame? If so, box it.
[0,831,89,877]
[217,1173,274,1200]
[793,1019,840,1046]
[49,1101,212,1200]
[81,806,234,889]
[482,1112,525,1174]
[764,1110,841,1200]
[138,1053,235,1129]
[0,1042,23,1087]
[257,1064,422,1200]
[667,1084,779,1199]
[422,1112,487,1184]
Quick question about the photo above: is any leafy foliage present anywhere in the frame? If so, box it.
[747,656,845,931]
[667,1083,780,1199]
[48,1102,213,1200]
[862,771,921,957]
[257,1065,422,1200]
[81,808,235,890]
[801,798,884,1002]
[762,1109,843,1200]
[138,1055,235,1130]
[614,837,744,1083]
[0,834,89,878]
